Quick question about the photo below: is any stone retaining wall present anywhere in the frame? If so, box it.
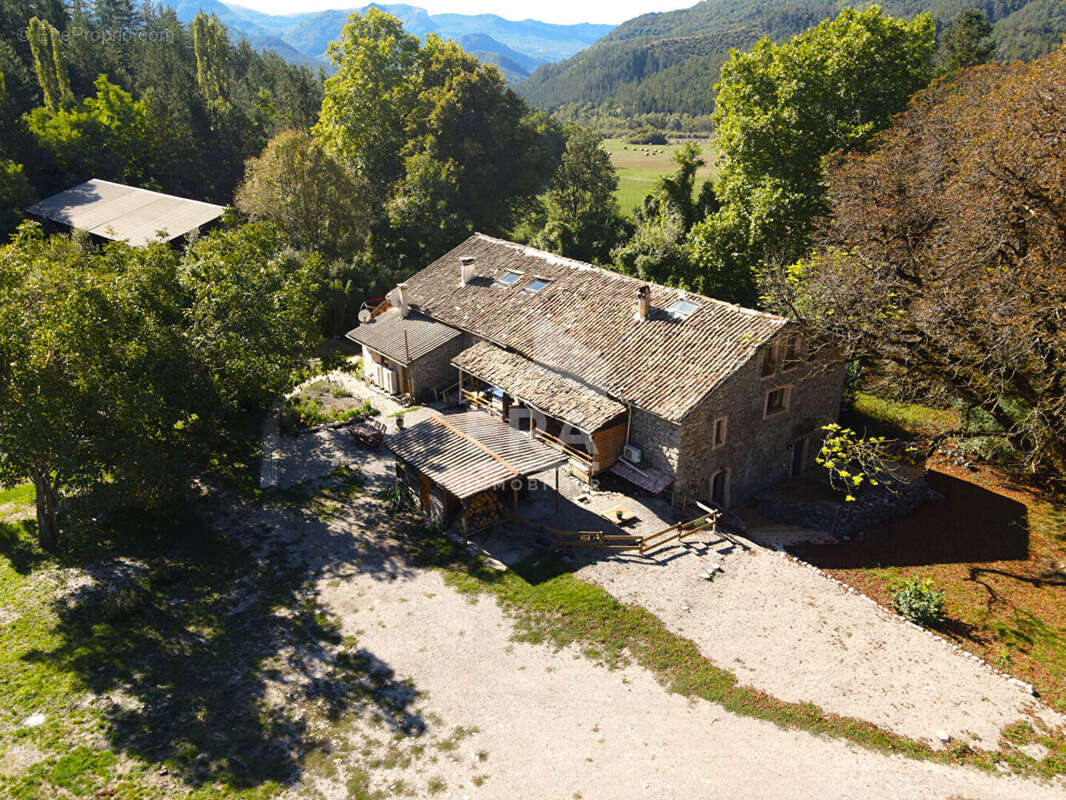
[755,472,942,537]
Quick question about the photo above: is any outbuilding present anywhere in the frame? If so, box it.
[386,412,566,532]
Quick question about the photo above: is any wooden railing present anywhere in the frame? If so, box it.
[461,388,490,409]
[505,509,720,555]
[533,428,594,466]
[638,511,719,554]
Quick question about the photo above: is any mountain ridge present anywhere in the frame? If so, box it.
[165,1,613,77]
[515,0,1066,116]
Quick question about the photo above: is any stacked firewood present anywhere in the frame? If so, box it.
[464,491,505,530]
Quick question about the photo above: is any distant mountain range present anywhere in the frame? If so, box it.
[165,1,614,79]
[514,0,1066,115]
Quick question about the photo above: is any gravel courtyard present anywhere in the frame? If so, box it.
[576,532,1063,747]
[245,427,1066,797]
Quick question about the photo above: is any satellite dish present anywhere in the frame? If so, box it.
[358,309,372,324]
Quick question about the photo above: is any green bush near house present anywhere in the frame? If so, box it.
[280,395,374,435]
[891,576,945,626]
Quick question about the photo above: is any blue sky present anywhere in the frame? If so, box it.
[226,0,695,25]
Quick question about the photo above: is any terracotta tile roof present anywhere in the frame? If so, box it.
[399,234,788,423]
[452,341,625,432]
[386,412,567,499]
[26,179,224,246]
[346,308,463,365]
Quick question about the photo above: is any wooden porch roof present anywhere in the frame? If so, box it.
[452,341,626,433]
[386,412,567,500]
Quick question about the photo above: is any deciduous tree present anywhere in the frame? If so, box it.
[691,7,936,304]
[236,129,369,260]
[314,9,558,266]
[767,47,1066,487]
[532,127,624,263]
[612,142,716,287]
[0,220,326,550]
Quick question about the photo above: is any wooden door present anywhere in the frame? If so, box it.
[710,470,728,506]
[791,437,808,477]
[419,473,431,513]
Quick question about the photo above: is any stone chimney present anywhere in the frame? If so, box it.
[459,256,475,286]
[635,285,651,321]
[394,283,410,318]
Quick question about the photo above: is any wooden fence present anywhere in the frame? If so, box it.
[505,509,721,555]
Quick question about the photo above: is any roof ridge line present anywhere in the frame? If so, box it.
[85,178,226,210]
[432,414,519,477]
[470,233,787,322]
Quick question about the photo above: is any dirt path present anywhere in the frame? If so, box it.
[309,538,1062,799]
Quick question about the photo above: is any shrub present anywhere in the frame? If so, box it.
[279,394,374,434]
[624,128,668,145]
[891,576,945,625]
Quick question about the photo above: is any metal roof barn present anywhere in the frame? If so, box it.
[26,179,225,247]
[386,412,567,500]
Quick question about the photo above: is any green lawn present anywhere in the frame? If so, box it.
[0,482,34,506]
[851,392,960,438]
[4,459,1066,796]
[602,138,718,216]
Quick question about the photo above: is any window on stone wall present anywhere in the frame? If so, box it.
[760,343,779,377]
[783,333,804,371]
[712,416,727,449]
[764,386,791,417]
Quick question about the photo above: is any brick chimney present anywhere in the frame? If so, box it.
[459,256,475,286]
[635,285,651,321]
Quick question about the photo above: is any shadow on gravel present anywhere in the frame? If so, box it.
[20,472,427,793]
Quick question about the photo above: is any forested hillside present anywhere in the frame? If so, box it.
[516,0,1066,119]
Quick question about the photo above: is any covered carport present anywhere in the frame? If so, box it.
[386,412,567,533]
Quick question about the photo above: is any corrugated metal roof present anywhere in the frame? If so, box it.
[386,412,567,500]
[393,234,789,424]
[346,308,463,365]
[26,179,225,246]
[452,341,625,433]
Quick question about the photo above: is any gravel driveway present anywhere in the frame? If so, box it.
[247,432,1066,797]
[258,500,1061,798]
[577,535,1064,747]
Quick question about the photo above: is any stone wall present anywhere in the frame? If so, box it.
[409,334,469,402]
[676,325,847,507]
[754,472,942,537]
[627,407,681,477]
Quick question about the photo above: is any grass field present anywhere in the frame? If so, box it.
[0,483,34,507]
[602,138,718,216]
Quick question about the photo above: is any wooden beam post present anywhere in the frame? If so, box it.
[554,467,560,512]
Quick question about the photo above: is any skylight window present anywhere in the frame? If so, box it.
[666,297,700,319]
[523,277,551,294]
[497,270,522,287]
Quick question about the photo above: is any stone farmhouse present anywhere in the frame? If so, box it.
[348,234,845,509]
